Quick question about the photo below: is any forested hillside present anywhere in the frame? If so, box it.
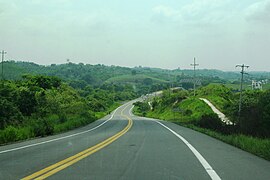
[0,61,176,144]
[1,61,270,91]
[0,75,136,144]
[0,61,172,94]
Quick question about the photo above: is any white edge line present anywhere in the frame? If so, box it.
[129,105,134,116]
[155,120,221,180]
[0,105,123,154]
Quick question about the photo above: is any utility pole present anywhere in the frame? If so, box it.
[167,72,172,97]
[191,57,199,96]
[236,64,249,125]
[0,50,7,80]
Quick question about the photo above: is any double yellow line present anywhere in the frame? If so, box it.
[22,106,133,180]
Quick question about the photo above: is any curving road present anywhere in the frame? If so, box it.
[0,101,270,180]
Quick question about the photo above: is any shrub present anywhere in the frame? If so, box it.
[59,113,68,123]
[32,118,54,137]
[0,126,18,143]
[197,113,223,131]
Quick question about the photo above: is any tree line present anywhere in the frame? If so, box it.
[0,75,136,144]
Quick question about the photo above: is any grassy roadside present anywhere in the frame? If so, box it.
[0,102,121,145]
[178,123,270,161]
[133,90,270,161]
[94,102,121,119]
[134,107,270,161]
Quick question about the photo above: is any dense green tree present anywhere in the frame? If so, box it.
[258,90,270,137]
[17,87,37,116]
[0,99,23,129]
[131,70,137,75]
[143,78,153,85]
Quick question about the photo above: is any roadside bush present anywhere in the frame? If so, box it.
[16,127,34,141]
[0,74,130,145]
[183,109,192,116]
[59,113,68,123]
[0,99,23,129]
[133,101,150,115]
[0,126,18,143]
[197,113,223,131]
[32,118,54,137]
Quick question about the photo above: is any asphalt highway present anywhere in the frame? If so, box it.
[0,101,270,180]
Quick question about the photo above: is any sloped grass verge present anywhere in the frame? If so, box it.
[0,103,120,145]
[179,123,270,161]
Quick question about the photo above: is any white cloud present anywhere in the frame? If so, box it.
[151,5,182,24]
[182,0,229,13]
[181,0,232,24]
[152,0,233,25]
[1,0,269,70]
[17,11,115,38]
[0,2,18,16]
[0,6,4,16]
[31,0,71,4]
[245,0,270,23]
[153,5,180,18]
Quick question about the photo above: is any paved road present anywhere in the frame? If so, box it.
[0,101,270,180]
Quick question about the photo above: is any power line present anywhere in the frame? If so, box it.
[191,57,199,96]
[236,64,249,125]
[0,50,7,80]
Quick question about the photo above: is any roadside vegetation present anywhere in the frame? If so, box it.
[0,62,175,145]
[134,84,270,160]
[1,61,270,159]
[0,75,135,144]
[181,124,270,160]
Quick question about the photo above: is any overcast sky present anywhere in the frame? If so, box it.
[0,0,270,71]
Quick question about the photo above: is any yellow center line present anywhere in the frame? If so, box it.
[22,105,133,180]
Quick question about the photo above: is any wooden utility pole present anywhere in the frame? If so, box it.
[0,50,7,80]
[236,64,249,125]
[191,57,199,96]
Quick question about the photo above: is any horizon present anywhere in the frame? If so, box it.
[6,60,270,73]
[1,1,270,71]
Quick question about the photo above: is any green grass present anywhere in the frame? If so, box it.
[95,102,121,119]
[0,126,34,144]
[201,95,229,112]
[133,106,144,116]
[134,92,270,161]
[0,103,121,145]
[196,83,233,114]
[136,101,270,161]
[180,124,270,161]
[143,97,214,123]
[262,83,270,90]
[53,115,94,134]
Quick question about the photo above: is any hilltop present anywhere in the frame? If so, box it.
[1,61,270,91]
